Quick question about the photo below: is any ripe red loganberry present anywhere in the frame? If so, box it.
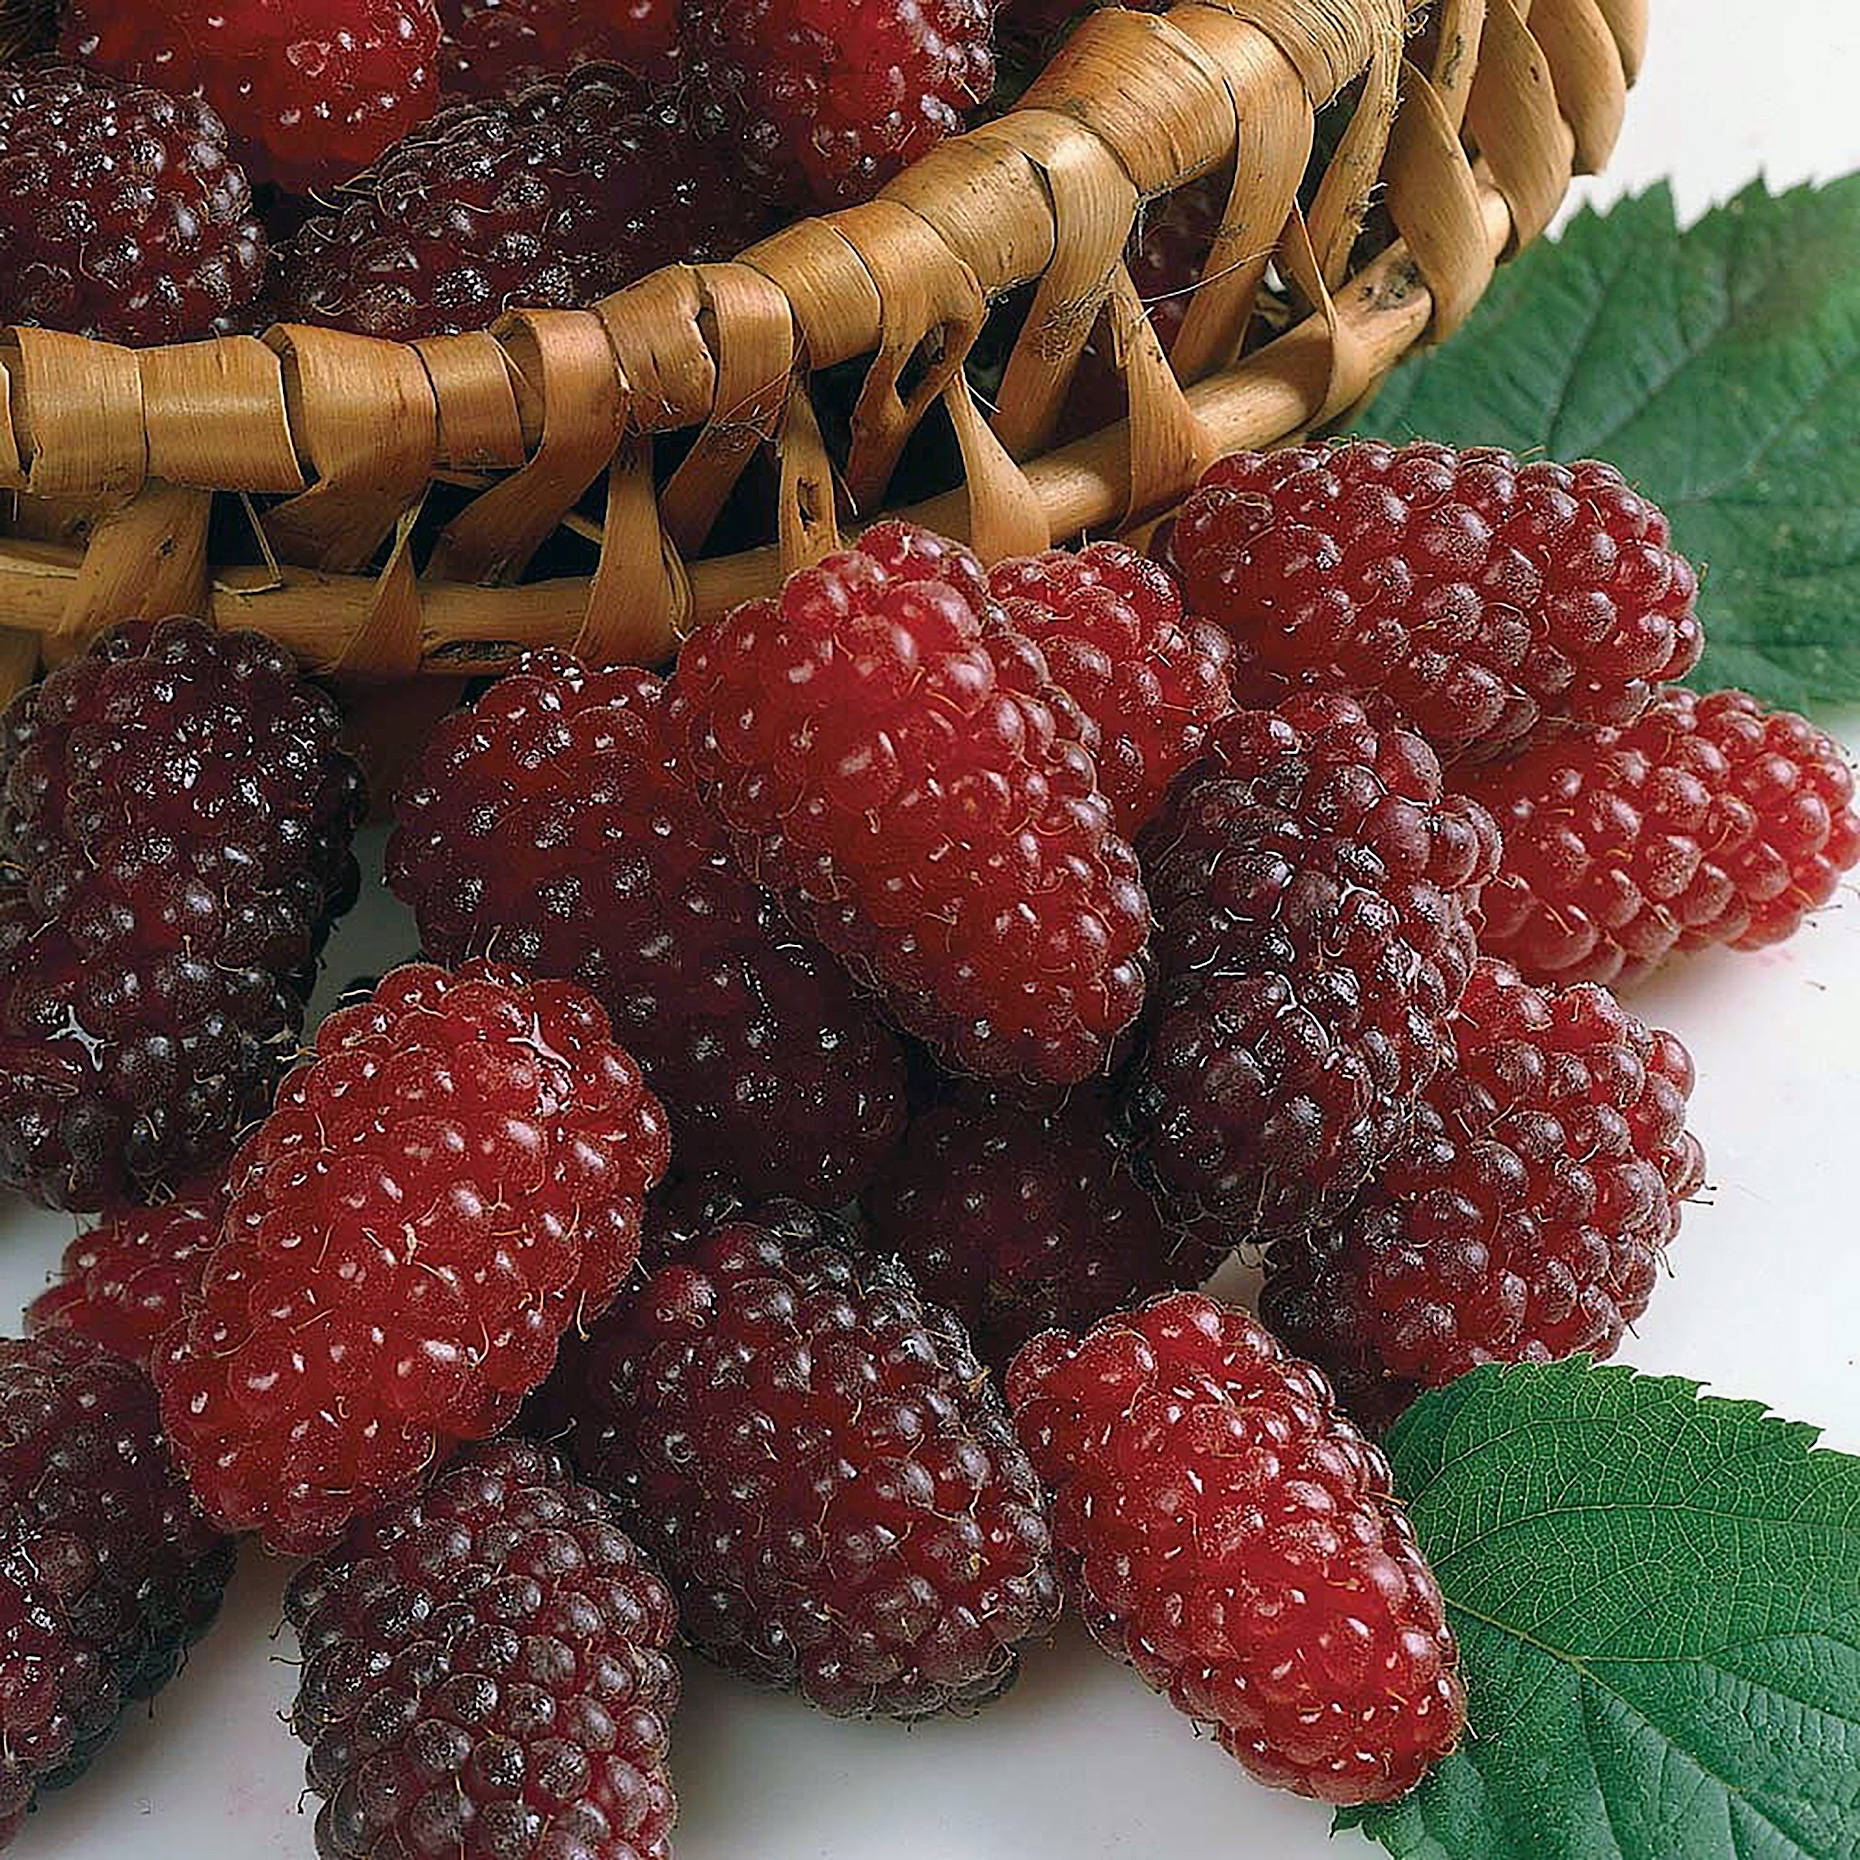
[0,1332,234,1848]
[438,0,681,94]
[1166,441,1704,761]
[61,0,441,195]
[861,1090,1211,1365]
[0,63,266,345]
[1262,957,1706,1430]
[560,1201,1061,1718]
[669,522,1152,1088]
[1125,692,1499,1243]
[1007,1292,1465,1804]
[287,1438,679,1860]
[277,66,770,341]
[153,960,670,1554]
[0,619,365,1212]
[684,0,995,209]
[1458,686,1860,987]
[29,1186,226,1374]
[988,542,1235,838]
[388,653,908,1205]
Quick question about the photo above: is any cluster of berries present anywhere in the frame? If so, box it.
[0,436,1852,1855]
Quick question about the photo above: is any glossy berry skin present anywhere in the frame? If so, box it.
[1167,442,1704,762]
[685,0,994,208]
[286,1440,678,1860]
[1262,958,1706,1429]
[438,0,681,94]
[153,961,670,1554]
[389,654,908,1205]
[278,66,767,341]
[671,522,1151,1087]
[0,619,365,1212]
[989,543,1235,838]
[1126,693,1499,1244]
[29,1187,225,1374]
[0,1332,234,1848]
[0,64,265,345]
[561,1202,1061,1719]
[62,0,442,196]
[1459,686,1860,987]
[1008,1293,1465,1804]
[862,1091,1205,1366]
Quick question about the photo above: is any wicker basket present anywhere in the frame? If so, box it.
[0,0,1640,730]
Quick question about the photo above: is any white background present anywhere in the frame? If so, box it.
[3,2,1859,1853]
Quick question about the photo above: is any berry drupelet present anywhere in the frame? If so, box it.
[29,1186,226,1375]
[1459,686,1860,987]
[287,1438,679,1860]
[670,521,1152,1088]
[389,653,908,1205]
[684,0,995,208]
[1261,957,1706,1430]
[560,1201,1061,1719]
[438,0,682,95]
[0,63,266,345]
[277,66,769,341]
[1125,692,1499,1245]
[861,1090,1206,1366]
[1166,441,1704,762]
[0,1331,234,1848]
[1007,1292,1465,1804]
[0,619,364,1212]
[62,0,442,196]
[154,961,670,1554]
[989,541,1235,839]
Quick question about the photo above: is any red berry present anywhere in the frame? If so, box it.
[0,619,365,1212]
[0,64,265,344]
[388,653,908,1205]
[62,0,441,195]
[153,960,670,1553]
[1262,957,1706,1427]
[438,0,681,94]
[988,542,1235,838]
[278,66,768,340]
[1167,442,1704,761]
[560,1201,1061,1718]
[0,1332,234,1848]
[287,1438,679,1860]
[1459,686,1860,987]
[1007,1292,1466,1804]
[29,1186,225,1374]
[669,522,1152,1088]
[684,0,995,208]
[862,1090,1209,1365]
[1125,693,1499,1242]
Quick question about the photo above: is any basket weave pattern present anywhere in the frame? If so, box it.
[0,0,1640,706]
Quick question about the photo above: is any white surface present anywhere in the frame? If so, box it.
[5,3,1860,1854]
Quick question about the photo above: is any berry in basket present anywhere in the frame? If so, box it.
[438,0,683,95]
[0,620,364,1212]
[152,960,670,1553]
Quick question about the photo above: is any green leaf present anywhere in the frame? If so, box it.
[1343,1360,1860,1860]
[1354,179,1860,712]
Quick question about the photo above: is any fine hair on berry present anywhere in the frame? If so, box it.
[558,1200,1062,1719]
[437,0,682,95]
[0,619,365,1211]
[1007,1292,1466,1804]
[154,960,670,1553]
[389,652,908,1205]
[287,1438,680,1860]
[1125,691,1499,1244]
[1459,686,1860,987]
[1262,956,1706,1429]
[669,521,1152,1088]
[1166,441,1703,761]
